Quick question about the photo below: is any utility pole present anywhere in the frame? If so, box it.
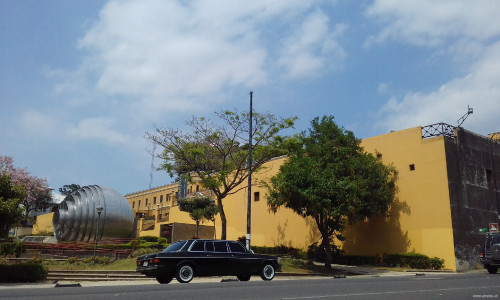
[246,91,253,251]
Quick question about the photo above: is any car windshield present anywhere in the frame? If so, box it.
[162,241,187,253]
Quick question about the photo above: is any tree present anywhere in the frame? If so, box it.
[178,194,219,238]
[147,110,295,239]
[59,184,81,196]
[0,155,53,221]
[0,174,24,238]
[266,116,398,269]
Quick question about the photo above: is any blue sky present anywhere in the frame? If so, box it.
[1,0,499,197]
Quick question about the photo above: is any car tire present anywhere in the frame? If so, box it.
[237,274,251,281]
[156,273,173,284]
[487,266,498,274]
[260,263,275,281]
[176,264,194,283]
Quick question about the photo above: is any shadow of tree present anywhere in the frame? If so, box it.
[341,200,412,256]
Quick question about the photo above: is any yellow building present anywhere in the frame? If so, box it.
[122,124,500,271]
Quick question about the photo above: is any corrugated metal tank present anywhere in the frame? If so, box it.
[52,185,134,242]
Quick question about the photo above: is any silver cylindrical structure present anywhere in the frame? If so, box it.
[52,185,134,242]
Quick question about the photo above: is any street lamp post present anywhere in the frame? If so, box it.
[93,205,104,265]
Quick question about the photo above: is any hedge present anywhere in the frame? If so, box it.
[0,242,23,257]
[384,253,444,270]
[0,263,48,282]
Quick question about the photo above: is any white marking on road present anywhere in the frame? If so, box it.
[282,285,499,299]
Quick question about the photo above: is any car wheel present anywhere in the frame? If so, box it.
[260,263,275,281]
[237,274,251,281]
[176,264,194,283]
[487,266,498,274]
[156,273,173,284]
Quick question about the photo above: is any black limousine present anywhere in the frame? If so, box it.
[136,239,281,284]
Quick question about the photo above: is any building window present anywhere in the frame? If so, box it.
[254,192,260,202]
[138,200,141,207]
[154,197,156,204]
[167,194,170,201]
[160,195,163,203]
[132,202,135,209]
[146,199,149,206]
[196,185,199,192]
[409,164,415,171]
[487,169,493,183]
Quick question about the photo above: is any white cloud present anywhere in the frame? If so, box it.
[368,0,500,136]
[376,41,500,135]
[278,9,347,78]
[20,110,60,139]
[66,117,130,144]
[58,0,344,119]
[365,0,500,50]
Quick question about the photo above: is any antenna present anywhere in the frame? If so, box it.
[457,105,473,127]
[149,142,156,189]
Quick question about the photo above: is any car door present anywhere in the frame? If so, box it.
[210,241,232,276]
[188,240,212,276]
[228,241,256,275]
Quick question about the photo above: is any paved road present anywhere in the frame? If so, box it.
[1,272,499,300]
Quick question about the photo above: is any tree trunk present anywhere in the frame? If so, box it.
[321,234,332,270]
[196,220,199,238]
[217,196,227,240]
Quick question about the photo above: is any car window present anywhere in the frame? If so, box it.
[190,240,205,252]
[492,235,500,244]
[213,241,228,252]
[162,240,187,252]
[228,242,247,253]
[205,241,214,252]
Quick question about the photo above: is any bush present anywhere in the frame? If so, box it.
[384,253,444,270]
[251,245,306,259]
[0,242,23,257]
[82,256,112,265]
[67,257,78,264]
[130,247,156,258]
[139,236,159,243]
[307,242,344,262]
[0,263,48,282]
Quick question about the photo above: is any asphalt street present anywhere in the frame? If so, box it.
[1,271,498,300]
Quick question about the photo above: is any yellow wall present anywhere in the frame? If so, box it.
[125,126,457,270]
[221,157,321,250]
[32,212,54,235]
[348,127,456,270]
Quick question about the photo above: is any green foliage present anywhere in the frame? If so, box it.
[307,242,344,262]
[139,236,159,243]
[0,241,23,257]
[147,109,296,239]
[0,174,24,238]
[67,257,78,264]
[130,247,157,258]
[0,263,48,282]
[267,116,398,268]
[178,195,219,238]
[82,256,112,265]
[251,245,307,259]
[384,253,444,270]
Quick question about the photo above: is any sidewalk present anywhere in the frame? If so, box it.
[0,265,457,290]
